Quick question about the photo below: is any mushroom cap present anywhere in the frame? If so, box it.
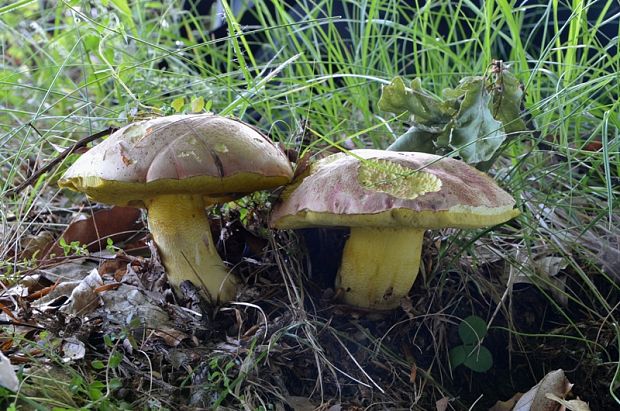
[59,114,294,207]
[270,149,519,229]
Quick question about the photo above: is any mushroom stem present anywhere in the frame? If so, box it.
[145,194,237,303]
[335,227,425,309]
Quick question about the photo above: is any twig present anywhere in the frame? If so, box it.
[0,320,46,330]
[5,126,117,196]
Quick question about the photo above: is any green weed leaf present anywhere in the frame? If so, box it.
[491,68,527,135]
[103,334,114,348]
[378,77,451,123]
[458,315,488,344]
[386,124,441,153]
[109,352,123,368]
[449,345,493,372]
[191,96,205,113]
[462,345,492,372]
[87,381,105,400]
[108,377,123,390]
[91,360,105,370]
[445,77,506,163]
[171,97,185,113]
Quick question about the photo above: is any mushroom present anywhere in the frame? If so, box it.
[270,149,519,310]
[59,114,293,303]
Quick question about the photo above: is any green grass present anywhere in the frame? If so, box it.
[1,0,619,409]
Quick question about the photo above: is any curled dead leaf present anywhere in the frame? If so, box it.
[62,269,104,316]
[34,268,103,315]
[513,369,572,411]
[545,393,591,411]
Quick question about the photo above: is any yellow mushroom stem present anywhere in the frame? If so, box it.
[145,194,237,303]
[335,226,425,310]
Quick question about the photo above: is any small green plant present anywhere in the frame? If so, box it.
[0,260,15,281]
[58,237,89,257]
[190,336,270,408]
[449,315,493,373]
[105,238,117,253]
[169,96,213,114]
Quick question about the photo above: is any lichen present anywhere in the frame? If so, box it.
[358,159,442,199]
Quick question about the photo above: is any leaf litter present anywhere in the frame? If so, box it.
[1,173,617,409]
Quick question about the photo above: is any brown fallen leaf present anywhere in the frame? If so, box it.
[98,257,131,281]
[47,206,143,257]
[33,268,103,316]
[0,300,18,320]
[0,339,13,352]
[489,393,523,411]
[19,231,56,260]
[512,253,569,307]
[409,362,417,384]
[36,258,98,284]
[8,350,44,365]
[25,280,60,301]
[152,327,190,347]
[94,283,121,293]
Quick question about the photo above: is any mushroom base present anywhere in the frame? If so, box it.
[335,227,424,310]
[146,194,237,303]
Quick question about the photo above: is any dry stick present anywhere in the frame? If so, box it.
[5,126,117,196]
[0,320,46,330]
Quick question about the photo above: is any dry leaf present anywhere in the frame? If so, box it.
[514,369,572,411]
[153,327,190,347]
[38,259,98,283]
[34,267,102,314]
[545,393,591,411]
[409,363,417,383]
[489,393,522,411]
[285,396,316,411]
[34,282,83,312]
[62,269,103,315]
[436,397,450,411]
[512,253,570,306]
[0,351,19,392]
[98,284,194,346]
[47,206,143,257]
[98,257,131,281]
[19,231,55,260]
[61,337,86,362]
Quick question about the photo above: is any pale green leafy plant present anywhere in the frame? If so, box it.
[378,63,528,167]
